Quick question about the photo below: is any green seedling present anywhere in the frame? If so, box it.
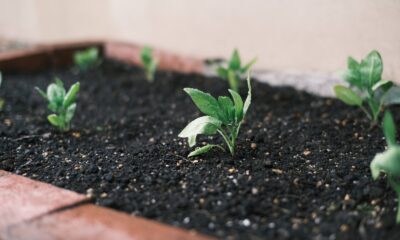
[0,72,4,110]
[35,78,80,132]
[334,50,400,125]
[179,74,252,157]
[74,47,100,70]
[370,111,400,223]
[217,49,256,92]
[140,46,158,82]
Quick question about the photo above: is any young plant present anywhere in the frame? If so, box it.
[179,74,252,157]
[35,78,80,132]
[74,47,100,70]
[334,50,400,125]
[0,72,4,110]
[370,111,400,223]
[217,49,256,92]
[140,46,158,82]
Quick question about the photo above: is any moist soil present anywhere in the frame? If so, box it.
[1,59,400,240]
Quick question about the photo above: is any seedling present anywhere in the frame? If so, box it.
[74,47,100,70]
[334,50,400,125]
[179,74,252,157]
[0,72,4,110]
[35,78,80,132]
[140,46,158,82]
[370,111,400,223]
[217,49,256,92]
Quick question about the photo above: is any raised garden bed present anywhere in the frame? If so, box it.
[1,43,400,239]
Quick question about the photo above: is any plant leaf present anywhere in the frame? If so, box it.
[227,69,239,92]
[360,50,383,88]
[217,67,228,78]
[370,146,400,179]
[188,144,223,157]
[47,82,65,104]
[65,103,77,123]
[229,49,241,70]
[372,80,393,92]
[35,87,48,100]
[241,58,257,73]
[228,89,244,122]
[178,116,222,147]
[333,85,363,106]
[47,114,62,127]
[218,96,235,124]
[382,86,400,106]
[63,82,80,108]
[383,111,397,146]
[243,73,252,115]
[183,88,221,119]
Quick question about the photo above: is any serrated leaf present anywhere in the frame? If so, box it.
[333,85,363,106]
[188,144,223,157]
[184,88,221,119]
[243,73,252,115]
[370,146,400,179]
[178,116,222,147]
[47,114,62,127]
[360,50,383,88]
[65,103,76,123]
[63,82,80,108]
[228,89,244,122]
[383,111,397,146]
[229,49,241,70]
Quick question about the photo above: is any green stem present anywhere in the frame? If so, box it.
[217,129,235,156]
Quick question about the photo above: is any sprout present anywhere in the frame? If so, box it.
[179,74,252,157]
[35,78,80,132]
[140,46,158,82]
[74,47,100,70]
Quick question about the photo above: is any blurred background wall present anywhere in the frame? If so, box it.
[0,0,399,79]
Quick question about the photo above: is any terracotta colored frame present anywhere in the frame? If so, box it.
[0,41,212,240]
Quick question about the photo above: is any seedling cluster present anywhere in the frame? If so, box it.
[36,78,80,132]
[179,74,252,157]
[217,49,256,92]
[140,46,158,82]
[334,50,400,125]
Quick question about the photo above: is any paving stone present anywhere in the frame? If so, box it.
[0,171,87,230]
[2,204,214,240]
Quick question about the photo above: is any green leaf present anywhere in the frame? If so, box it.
[347,56,360,70]
[217,67,228,79]
[372,80,393,92]
[74,47,99,70]
[65,103,77,123]
[370,146,400,179]
[188,144,223,157]
[47,82,65,104]
[140,46,153,65]
[183,88,222,119]
[360,50,383,88]
[241,58,257,73]
[382,86,400,106]
[227,69,239,92]
[333,85,363,106]
[178,116,222,147]
[243,73,252,115]
[229,49,241,70]
[47,114,62,127]
[383,111,397,146]
[35,87,48,100]
[63,82,80,108]
[218,96,235,123]
[228,89,244,122]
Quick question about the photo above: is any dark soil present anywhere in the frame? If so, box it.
[1,59,400,240]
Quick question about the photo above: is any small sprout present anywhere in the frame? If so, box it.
[140,46,158,82]
[217,49,256,92]
[0,72,4,110]
[370,111,400,223]
[35,78,80,132]
[179,73,252,157]
[74,47,100,70]
[334,50,400,125]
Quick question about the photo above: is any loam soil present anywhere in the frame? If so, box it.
[1,59,400,240]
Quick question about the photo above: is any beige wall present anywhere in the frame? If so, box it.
[0,0,400,80]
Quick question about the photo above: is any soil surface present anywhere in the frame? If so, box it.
[1,59,400,240]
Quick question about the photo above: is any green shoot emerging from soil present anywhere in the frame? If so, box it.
[140,46,158,82]
[35,78,80,132]
[0,72,4,110]
[217,49,256,92]
[370,111,400,223]
[179,74,252,157]
[334,50,400,125]
[74,47,100,71]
